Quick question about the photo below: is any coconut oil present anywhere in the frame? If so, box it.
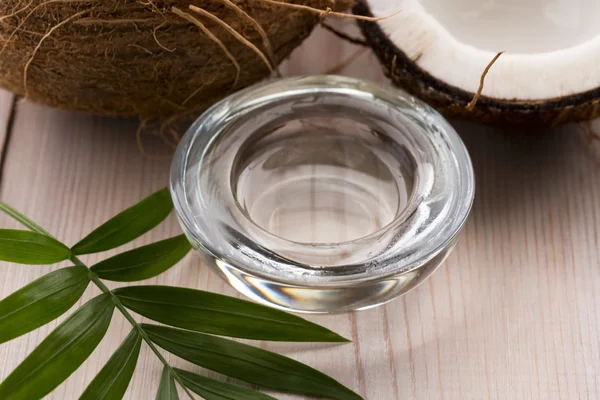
[233,118,414,249]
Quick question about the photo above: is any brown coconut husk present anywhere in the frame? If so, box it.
[0,0,352,118]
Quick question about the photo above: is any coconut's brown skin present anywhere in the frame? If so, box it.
[0,0,351,118]
[354,1,600,125]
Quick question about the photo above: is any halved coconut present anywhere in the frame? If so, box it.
[354,0,600,124]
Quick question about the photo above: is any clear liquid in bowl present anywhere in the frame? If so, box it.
[234,122,416,245]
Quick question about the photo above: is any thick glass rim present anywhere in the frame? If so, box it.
[170,75,475,287]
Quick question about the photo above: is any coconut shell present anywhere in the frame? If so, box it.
[0,0,351,118]
[354,1,600,125]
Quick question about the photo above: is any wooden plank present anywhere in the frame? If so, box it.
[0,90,14,155]
[1,25,600,400]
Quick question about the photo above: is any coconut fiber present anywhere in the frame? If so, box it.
[0,0,351,117]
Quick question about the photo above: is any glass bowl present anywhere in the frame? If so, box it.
[170,75,475,313]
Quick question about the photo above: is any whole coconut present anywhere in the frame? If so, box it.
[0,0,350,118]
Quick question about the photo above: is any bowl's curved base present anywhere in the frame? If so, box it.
[204,242,456,314]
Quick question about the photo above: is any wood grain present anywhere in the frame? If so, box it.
[1,23,600,400]
[0,90,14,155]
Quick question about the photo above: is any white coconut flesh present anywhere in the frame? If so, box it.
[367,0,600,101]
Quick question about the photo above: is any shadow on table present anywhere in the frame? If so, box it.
[455,120,596,221]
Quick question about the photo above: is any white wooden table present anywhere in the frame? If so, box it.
[1,23,600,400]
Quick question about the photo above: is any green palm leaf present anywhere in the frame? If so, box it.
[0,265,89,344]
[0,294,115,400]
[144,324,362,400]
[91,235,191,282]
[175,369,277,400]
[114,286,347,342]
[0,229,70,264]
[72,188,173,255]
[0,193,357,400]
[156,367,179,400]
[79,329,142,400]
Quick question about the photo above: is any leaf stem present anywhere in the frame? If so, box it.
[0,203,52,235]
[84,265,196,400]
[0,202,195,400]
